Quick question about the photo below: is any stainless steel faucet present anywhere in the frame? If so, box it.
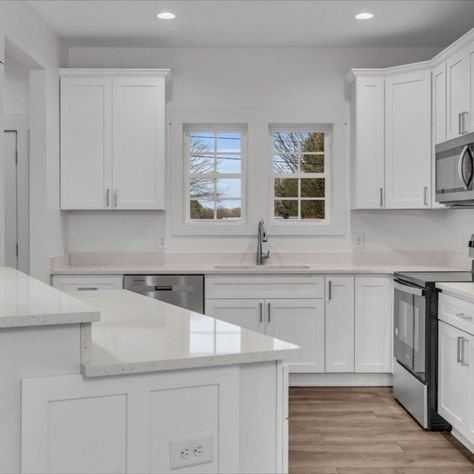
[256,219,270,265]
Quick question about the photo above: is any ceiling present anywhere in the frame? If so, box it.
[29,0,474,48]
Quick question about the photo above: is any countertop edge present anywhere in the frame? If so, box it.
[0,310,101,329]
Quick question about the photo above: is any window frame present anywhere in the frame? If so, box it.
[183,125,247,224]
[269,125,331,225]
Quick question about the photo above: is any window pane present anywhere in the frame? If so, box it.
[301,154,324,173]
[190,154,214,174]
[274,178,298,198]
[301,200,325,219]
[274,200,298,219]
[190,200,214,219]
[273,132,299,153]
[273,154,298,173]
[301,132,324,152]
[217,200,241,220]
[217,155,241,173]
[217,133,241,152]
[190,178,214,199]
[216,178,241,199]
[190,132,214,153]
[301,178,325,198]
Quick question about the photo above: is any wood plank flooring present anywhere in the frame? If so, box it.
[289,387,474,474]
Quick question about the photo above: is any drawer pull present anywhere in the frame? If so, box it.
[456,312,472,319]
[78,287,98,291]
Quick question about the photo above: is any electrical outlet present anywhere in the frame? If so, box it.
[157,234,166,249]
[170,432,213,470]
[353,232,365,249]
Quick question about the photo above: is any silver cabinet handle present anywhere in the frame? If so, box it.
[423,186,428,206]
[78,287,98,291]
[328,280,332,300]
[459,111,469,135]
[459,112,464,135]
[456,312,473,320]
[259,302,263,323]
[379,187,383,208]
[457,336,463,363]
[461,338,470,366]
[113,189,118,208]
[106,188,110,208]
[267,302,271,324]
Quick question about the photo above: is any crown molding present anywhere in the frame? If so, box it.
[59,68,171,78]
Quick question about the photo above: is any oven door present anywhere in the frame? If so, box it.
[394,280,426,383]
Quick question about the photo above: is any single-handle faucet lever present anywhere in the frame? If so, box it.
[257,219,270,265]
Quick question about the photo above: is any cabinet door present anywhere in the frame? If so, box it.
[325,277,355,372]
[355,277,392,373]
[265,299,324,373]
[205,299,264,333]
[385,70,431,209]
[352,76,385,209]
[112,77,166,210]
[446,47,470,139]
[438,321,470,433]
[433,62,447,145]
[469,42,474,133]
[60,77,112,210]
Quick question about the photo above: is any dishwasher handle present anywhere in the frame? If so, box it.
[155,285,173,291]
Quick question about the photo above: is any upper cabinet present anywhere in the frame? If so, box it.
[385,70,431,209]
[60,69,169,211]
[432,62,447,145]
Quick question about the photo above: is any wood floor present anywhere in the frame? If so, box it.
[289,387,474,474]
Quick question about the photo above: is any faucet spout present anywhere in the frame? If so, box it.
[257,219,270,265]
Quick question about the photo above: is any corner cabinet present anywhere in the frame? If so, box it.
[60,69,169,210]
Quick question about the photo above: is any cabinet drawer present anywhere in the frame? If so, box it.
[205,275,324,299]
[51,275,123,292]
[439,293,474,335]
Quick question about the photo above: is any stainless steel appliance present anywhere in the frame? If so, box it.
[393,270,474,429]
[435,131,474,205]
[124,275,204,313]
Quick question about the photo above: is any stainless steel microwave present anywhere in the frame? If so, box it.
[436,132,474,205]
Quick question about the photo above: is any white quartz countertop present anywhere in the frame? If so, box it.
[73,290,300,377]
[437,282,474,301]
[51,263,465,276]
[0,267,100,328]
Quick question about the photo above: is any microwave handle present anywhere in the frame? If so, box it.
[458,145,474,189]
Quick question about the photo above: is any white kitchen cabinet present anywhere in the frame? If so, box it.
[60,77,113,210]
[446,45,471,139]
[265,299,325,373]
[205,299,264,333]
[350,75,385,209]
[385,70,431,209]
[355,276,393,373]
[325,276,355,373]
[433,62,447,145]
[60,69,169,211]
[438,321,471,436]
[51,275,123,291]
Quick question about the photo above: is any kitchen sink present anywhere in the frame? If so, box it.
[213,264,310,270]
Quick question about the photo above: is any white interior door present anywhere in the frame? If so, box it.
[112,77,165,210]
[4,131,18,269]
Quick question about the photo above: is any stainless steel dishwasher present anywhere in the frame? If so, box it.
[124,275,204,313]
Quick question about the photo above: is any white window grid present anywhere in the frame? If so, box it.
[184,127,247,223]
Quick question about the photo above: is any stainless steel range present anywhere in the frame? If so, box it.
[393,269,474,430]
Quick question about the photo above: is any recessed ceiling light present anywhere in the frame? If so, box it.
[157,12,176,20]
[355,12,374,20]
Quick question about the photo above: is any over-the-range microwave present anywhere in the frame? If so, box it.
[436,131,474,206]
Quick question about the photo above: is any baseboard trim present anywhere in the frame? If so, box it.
[289,372,393,387]
[451,428,474,454]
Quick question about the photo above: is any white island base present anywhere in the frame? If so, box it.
[0,275,298,474]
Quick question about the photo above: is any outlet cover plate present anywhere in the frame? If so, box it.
[169,432,213,470]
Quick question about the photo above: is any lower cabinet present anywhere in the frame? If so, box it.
[206,274,393,375]
[52,275,124,291]
[438,320,472,441]
[206,297,324,372]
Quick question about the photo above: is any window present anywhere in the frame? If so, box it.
[185,127,245,222]
[272,128,329,221]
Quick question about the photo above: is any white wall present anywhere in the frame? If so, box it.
[4,52,29,114]
[66,45,474,254]
[0,1,66,281]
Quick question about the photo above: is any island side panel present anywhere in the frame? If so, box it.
[0,324,81,474]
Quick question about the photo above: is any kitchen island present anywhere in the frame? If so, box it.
[0,268,299,474]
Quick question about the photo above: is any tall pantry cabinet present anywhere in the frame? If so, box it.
[60,69,169,210]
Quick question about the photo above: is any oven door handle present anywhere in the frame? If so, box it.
[394,281,425,297]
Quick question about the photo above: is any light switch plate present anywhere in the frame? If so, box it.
[353,232,365,249]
